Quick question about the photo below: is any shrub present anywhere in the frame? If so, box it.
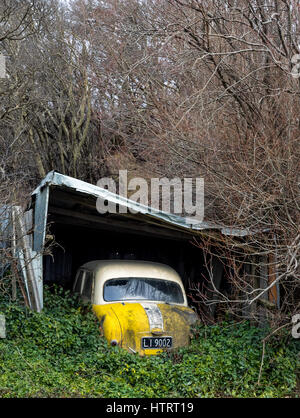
[0,286,298,398]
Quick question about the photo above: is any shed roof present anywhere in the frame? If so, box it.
[31,171,254,238]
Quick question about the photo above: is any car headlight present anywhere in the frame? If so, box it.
[110,339,118,346]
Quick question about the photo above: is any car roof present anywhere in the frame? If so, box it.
[79,260,182,281]
[80,259,176,272]
[78,260,187,306]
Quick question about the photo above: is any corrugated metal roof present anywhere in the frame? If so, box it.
[32,171,255,238]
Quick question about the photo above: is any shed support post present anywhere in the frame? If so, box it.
[32,185,49,311]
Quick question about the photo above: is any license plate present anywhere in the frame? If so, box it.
[142,336,173,349]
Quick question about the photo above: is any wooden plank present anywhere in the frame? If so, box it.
[268,253,278,306]
[12,207,42,312]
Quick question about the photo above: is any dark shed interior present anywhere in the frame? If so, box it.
[41,185,222,306]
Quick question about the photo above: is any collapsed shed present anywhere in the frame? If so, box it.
[1,171,280,315]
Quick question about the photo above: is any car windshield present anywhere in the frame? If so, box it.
[103,277,184,304]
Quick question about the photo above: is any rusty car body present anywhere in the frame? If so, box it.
[73,260,199,355]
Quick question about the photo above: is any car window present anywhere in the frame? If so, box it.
[82,271,93,300]
[74,270,84,293]
[103,277,184,304]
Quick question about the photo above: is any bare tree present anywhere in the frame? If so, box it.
[78,0,300,322]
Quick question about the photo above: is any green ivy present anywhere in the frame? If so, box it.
[0,286,299,398]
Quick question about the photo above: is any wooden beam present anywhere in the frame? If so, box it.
[268,253,278,306]
[49,206,193,241]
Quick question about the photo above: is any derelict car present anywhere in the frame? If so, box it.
[73,260,199,355]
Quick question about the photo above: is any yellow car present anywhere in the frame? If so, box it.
[73,260,199,355]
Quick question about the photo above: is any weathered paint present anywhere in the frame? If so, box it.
[141,303,164,331]
[92,302,198,355]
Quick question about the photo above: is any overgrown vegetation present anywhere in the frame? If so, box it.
[0,287,298,398]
